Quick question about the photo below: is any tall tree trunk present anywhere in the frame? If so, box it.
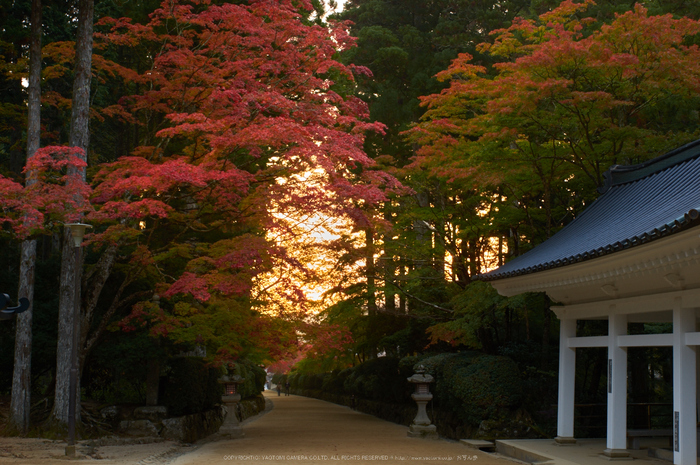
[413,191,430,253]
[9,0,42,434]
[383,208,396,314]
[433,188,446,278]
[52,0,94,426]
[69,0,94,154]
[11,241,37,434]
[364,227,378,358]
[54,230,82,425]
[365,227,377,315]
[398,262,407,314]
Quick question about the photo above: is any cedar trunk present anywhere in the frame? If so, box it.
[10,241,37,432]
[365,228,377,315]
[53,230,81,424]
[52,0,94,426]
[9,0,41,434]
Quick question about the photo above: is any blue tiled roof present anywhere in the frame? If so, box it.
[477,139,700,281]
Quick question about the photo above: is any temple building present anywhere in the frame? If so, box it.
[478,139,700,464]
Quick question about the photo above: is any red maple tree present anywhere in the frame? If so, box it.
[0,146,91,237]
[79,0,401,364]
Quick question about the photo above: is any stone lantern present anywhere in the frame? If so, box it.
[218,372,245,438]
[407,365,437,439]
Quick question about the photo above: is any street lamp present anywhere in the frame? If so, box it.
[0,293,30,320]
[66,223,92,248]
[65,223,91,457]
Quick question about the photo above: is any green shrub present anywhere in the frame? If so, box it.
[416,352,522,426]
[322,368,350,393]
[285,351,524,430]
[160,357,222,416]
[342,357,411,403]
[288,371,326,392]
[402,352,523,426]
[236,360,266,399]
[445,355,522,425]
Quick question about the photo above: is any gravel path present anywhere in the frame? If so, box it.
[169,391,516,465]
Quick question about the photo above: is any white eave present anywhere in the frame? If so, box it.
[489,225,700,309]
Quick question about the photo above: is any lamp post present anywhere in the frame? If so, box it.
[0,293,30,320]
[65,223,91,457]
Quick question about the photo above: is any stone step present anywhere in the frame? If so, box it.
[459,439,495,452]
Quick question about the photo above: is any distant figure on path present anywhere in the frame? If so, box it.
[285,382,290,396]
[277,384,281,396]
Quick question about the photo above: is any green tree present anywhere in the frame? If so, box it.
[408,0,700,254]
[319,0,533,364]
[402,0,700,363]
[338,0,531,163]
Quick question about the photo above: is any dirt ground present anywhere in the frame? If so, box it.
[0,395,197,464]
[0,436,190,464]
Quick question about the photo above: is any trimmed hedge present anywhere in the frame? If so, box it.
[341,357,413,403]
[285,352,525,436]
[236,360,267,399]
[416,352,522,425]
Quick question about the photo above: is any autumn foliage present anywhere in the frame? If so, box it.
[406,1,700,348]
[408,1,700,188]
[10,0,700,375]
[86,0,406,365]
[0,146,91,237]
[1,0,402,367]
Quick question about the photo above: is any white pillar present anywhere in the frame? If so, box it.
[673,302,697,465]
[556,318,577,444]
[604,312,629,458]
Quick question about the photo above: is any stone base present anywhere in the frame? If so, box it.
[647,447,673,462]
[554,436,577,445]
[218,402,244,439]
[161,407,226,443]
[64,445,85,459]
[600,448,632,461]
[120,419,160,437]
[407,424,438,439]
[133,406,168,423]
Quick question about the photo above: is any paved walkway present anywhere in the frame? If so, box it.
[170,391,513,465]
[497,439,671,465]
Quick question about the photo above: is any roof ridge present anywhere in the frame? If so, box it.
[598,138,700,194]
